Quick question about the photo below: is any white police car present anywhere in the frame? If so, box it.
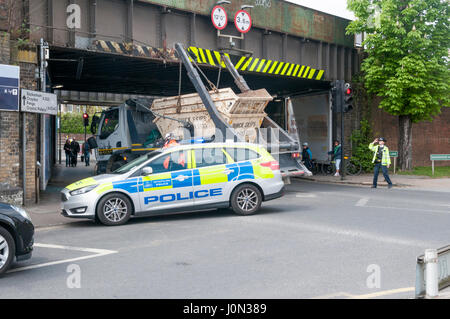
[61,142,284,226]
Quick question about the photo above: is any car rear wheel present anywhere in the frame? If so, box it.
[230,184,262,216]
[97,193,132,226]
[0,226,15,276]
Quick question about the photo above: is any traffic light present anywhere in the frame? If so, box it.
[330,80,341,113]
[83,112,89,127]
[343,83,353,113]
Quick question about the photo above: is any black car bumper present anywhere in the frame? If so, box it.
[264,186,285,201]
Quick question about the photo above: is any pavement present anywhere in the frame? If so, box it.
[26,156,97,228]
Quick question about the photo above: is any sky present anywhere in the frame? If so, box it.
[286,0,356,20]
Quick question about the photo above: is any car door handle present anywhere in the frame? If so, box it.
[174,175,188,181]
[223,169,233,175]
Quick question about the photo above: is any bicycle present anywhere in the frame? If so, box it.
[303,158,320,175]
[321,156,362,176]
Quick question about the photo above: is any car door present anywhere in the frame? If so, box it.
[137,149,194,213]
[191,146,231,207]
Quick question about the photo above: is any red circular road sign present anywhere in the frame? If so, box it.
[211,5,228,30]
[234,9,252,33]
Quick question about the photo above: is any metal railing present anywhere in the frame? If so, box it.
[416,245,450,298]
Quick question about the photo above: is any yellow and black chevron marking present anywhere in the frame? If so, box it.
[187,46,325,81]
[92,40,324,81]
[94,40,177,60]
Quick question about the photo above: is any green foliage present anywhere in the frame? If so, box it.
[350,119,375,172]
[346,0,450,123]
[60,113,87,134]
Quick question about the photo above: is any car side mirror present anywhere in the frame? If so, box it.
[142,166,153,176]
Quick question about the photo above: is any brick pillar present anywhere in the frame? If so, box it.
[18,61,39,204]
[0,112,21,187]
[24,113,37,204]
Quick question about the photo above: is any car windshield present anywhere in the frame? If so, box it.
[112,151,161,174]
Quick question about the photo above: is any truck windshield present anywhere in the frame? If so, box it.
[112,151,161,174]
[99,108,119,139]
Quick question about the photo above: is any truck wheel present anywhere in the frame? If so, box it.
[230,184,262,216]
[96,193,132,226]
[0,226,15,276]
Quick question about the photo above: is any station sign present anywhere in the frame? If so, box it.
[389,151,398,157]
[430,154,450,161]
[211,5,228,30]
[21,89,58,115]
[234,10,252,33]
[0,64,20,111]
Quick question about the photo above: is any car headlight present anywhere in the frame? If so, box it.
[11,205,31,221]
[69,184,98,196]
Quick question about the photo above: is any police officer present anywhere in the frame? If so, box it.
[369,137,393,189]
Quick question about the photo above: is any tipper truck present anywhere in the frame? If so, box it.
[90,43,311,180]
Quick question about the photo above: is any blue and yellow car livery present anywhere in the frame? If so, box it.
[61,142,284,222]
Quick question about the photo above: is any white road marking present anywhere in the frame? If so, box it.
[295,193,317,198]
[364,205,450,215]
[237,216,438,247]
[8,243,117,273]
[355,198,369,207]
[310,292,354,299]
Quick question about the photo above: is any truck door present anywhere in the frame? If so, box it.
[137,149,194,213]
[290,94,331,162]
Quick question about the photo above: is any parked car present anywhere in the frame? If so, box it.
[0,202,34,276]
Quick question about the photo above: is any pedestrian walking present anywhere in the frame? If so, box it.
[82,140,91,166]
[64,139,72,167]
[369,137,393,189]
[328,140,342,176]
[70,138,80,167]
[302,142,313,171]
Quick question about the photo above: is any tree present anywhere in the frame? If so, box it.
[346,0,450,170]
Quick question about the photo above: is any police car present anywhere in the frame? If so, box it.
[61,142,284,226]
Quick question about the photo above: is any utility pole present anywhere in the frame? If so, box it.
[39,38,49,194]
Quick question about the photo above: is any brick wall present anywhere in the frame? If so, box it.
[0,32,10,63]
[0,112,20,187]
[0,28,39,204]
[370,102,450,167]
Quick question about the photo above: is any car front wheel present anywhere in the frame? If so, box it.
[230,184,262,216]
[97,193,133,226]
[0,226,15,276]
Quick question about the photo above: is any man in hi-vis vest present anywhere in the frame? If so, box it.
[369,137,393,189]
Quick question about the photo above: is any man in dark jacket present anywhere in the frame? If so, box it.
[302,142,313,171]
[70,139,80,167]
[64,139,72,167]
[82,141,91,167]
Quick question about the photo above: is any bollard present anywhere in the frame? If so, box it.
[424,249,439,298]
